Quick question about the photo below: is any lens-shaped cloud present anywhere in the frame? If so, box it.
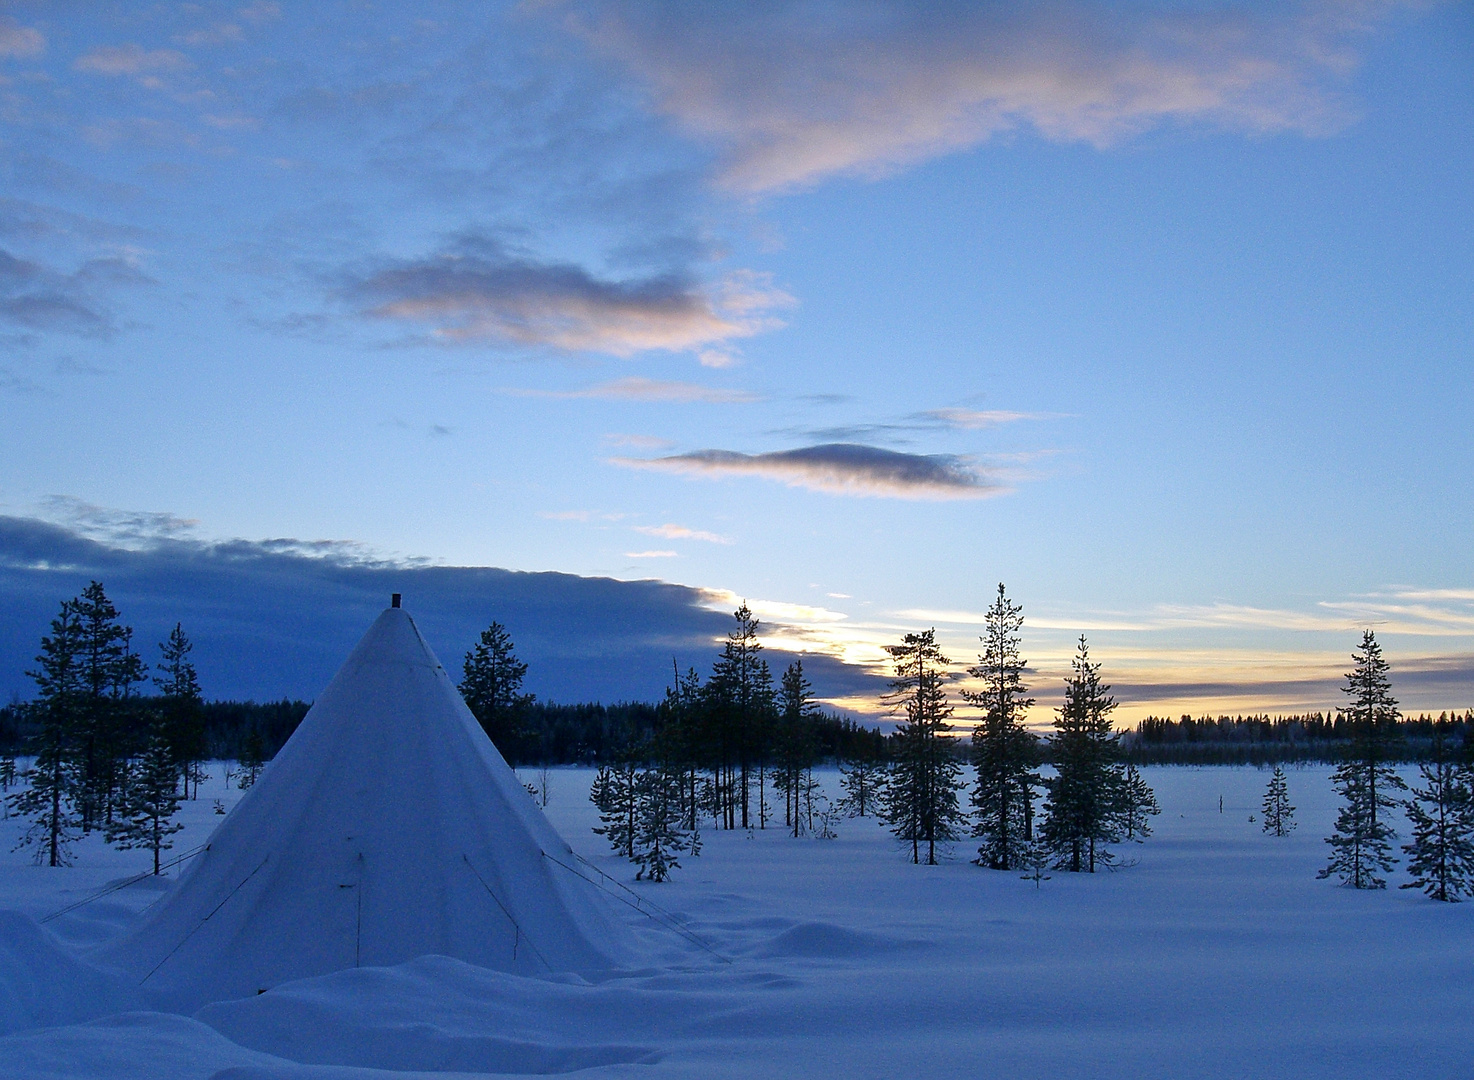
[348,238,791,358]
[612,442,1005,499]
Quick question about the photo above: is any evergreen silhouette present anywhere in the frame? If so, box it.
[1320,631,1405,888]
[631,765,699,881]
[71,582,147,831]
[1041,637,1124,871]
[880,629,964,865]
[590,757,639,861]
[704,604,774,830]
[967,585,1039,871]
[156,623,208,799]
[1115,765,1160,841]
[1261,765,1295,836]
[460,621,534,762]
[775,660,820,836]
[1401,724,1474,901]
[13,601,84,866]
[105,715,184,875]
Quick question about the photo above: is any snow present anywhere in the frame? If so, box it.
[1,762,1470,1078]
[97,609,639,1010]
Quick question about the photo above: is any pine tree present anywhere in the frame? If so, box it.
[1320,631,1405,889]
[705,604,775,830]
[105,716,185,875]
[776,660,820,836]
[1040,637,1124,871]
[838,749,887,818]
[966,585,1039,871]
[238,728,265,789]
[1401,724,1474,901]
[591,758,639,861]
[880,629,964,865]
[70,582,146,831]
[1261,765,1296,837]
[460,621,533,762]
[1114,765,1160,841]
[156,623,207,799]
[12,602,84,866]
[630,765,699,881]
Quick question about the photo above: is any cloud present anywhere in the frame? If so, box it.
[612,443,1005,499]
[0,513,769,705]
[74,44,192,78]
[0,249,151,337]
[603,433,676,450]
[560,0,1408,192]
[634,523,732,544]
[625,549,677,558]
[921,408,1048,429]
[508,376,760,404]
[0,17,44,58]
[347,236,791,357]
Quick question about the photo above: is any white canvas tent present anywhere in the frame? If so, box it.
[99,602,635,1008]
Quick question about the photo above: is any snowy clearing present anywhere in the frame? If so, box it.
[0,763,1470,1079]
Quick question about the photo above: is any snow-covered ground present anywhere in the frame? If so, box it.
[1,763,1469,1078]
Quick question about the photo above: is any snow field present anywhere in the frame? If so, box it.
[0,763,1470,1078]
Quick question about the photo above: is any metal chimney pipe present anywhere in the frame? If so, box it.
[391,593,401,608]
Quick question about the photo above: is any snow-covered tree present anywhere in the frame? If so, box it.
[1114,765,1160,841]
[967,585,1038,871]
[1401,727,1474,902]
[1040,636,1123,872]
[1320,631,1405,889]
[1261,765,1296,837]
[880,629,965,865]
[105,720,184,875]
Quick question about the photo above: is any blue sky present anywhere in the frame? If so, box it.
[1,1,1470,721]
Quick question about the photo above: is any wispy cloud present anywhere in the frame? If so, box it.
[780,405,1052,444]
[348,235,791,358]
[562,0,1405,193]
[507,376,760,404]
[603,433,676,450]
[634,523,732,544]
[73,44,192,88]
[0,16,44,58]
[922,408,1051,429]
[612,443,1005,499]
[0,249,151,338]
[625,549,677,558]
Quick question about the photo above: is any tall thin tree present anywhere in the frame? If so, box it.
[12,602,84,866]
[1320,630,1405,889]
[967,585,1039,871]
[1401,722,1474,902]
[880,629,965,865]
[460,621,533,762]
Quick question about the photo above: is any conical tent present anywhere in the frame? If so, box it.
[99,604,635,1008]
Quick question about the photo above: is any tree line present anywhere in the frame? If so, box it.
[1128,710,1473,766]
[584,586,1161,882]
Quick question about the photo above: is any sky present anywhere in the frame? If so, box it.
[0,1,1470,725]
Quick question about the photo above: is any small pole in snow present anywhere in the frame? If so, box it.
[391,593,401,608]
[1219,795,1223,814]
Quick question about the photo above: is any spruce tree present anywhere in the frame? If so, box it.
[1401,724,1474,901]
[105,715,184,875]
[966,585,1039,871]
[1320,631,1405,889]
[1114,765,1160,841]
[460,621,533,762]
[13,602,84,866]
[880,629,964,865]
[238,728,265,789]
[1261,765,1296,837]
[156,623,207,799]
[1040,637,1123,871]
